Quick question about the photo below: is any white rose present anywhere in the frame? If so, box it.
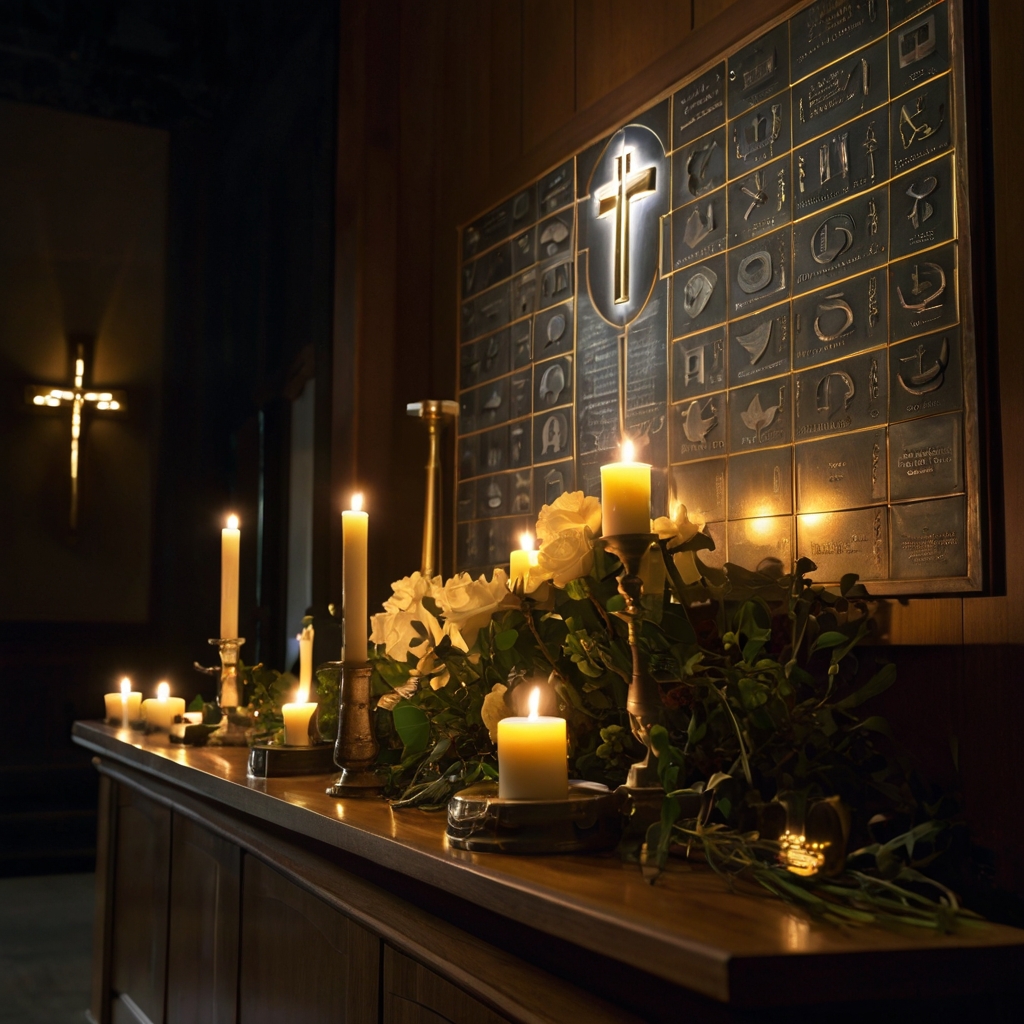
[536,491,602,542]
[653,504,703,548]
[435,569,518,646]
[481,683,512,743]
[369,571,442,662]
[536,528,596,588]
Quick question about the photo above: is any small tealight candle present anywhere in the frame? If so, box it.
[497,687,568,800]
[509,531,539,592]
[141,681,186,732]
[600,439,651,536]
[103,677,142,725]
[282,625,318,746]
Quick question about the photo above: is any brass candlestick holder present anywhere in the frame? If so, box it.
[406,399,458,578]
[601,534,663,795]
[325,663,384,797]
[195,638,252,746]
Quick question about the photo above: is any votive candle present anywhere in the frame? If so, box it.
[141,681,186,731]
[600,439,651,536]
[497,687,568,800]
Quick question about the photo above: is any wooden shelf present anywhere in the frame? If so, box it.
[73,721,1024,1009]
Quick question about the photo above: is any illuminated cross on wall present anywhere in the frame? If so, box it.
[24,336,127,531]
[595,148,657,305]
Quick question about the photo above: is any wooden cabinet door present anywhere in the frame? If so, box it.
[110,785,172,1024]
[166,813,241,1024]
[383,947,510,1024]
[238,853,379,1024]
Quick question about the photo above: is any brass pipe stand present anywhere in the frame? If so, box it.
[326,663,384,797]
[406,400,458,578]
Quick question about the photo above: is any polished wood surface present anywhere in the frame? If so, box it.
[109,783,171,1024]
[239,854,379,1024]
[90,774,117,1024]
[75,723,1024,1008]
[166,815,241,1024]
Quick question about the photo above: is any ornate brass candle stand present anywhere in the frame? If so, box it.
[601,534,664,799]
[326,663,384,797]
[406,399,458,578]
[203,637,251,746]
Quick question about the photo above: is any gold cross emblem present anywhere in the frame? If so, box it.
[596,148,657,305]
[25,338,126,530]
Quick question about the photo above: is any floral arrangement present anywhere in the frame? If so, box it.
[362,491,979,931]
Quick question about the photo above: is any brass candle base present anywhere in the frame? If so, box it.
[205,638,251,746]
[326,663,384,798]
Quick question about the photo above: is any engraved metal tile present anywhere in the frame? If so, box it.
[888,241,957,340]
[576,271,620,459]
[509,369,532,421]
[675,62,727,148]
[789,0,888,81]
[673,127,727,207]
[458,435,479,480]
[793,188,889,294]
[792,37,889,148]
[509,421,531,469]
[888,326,962,422]
[538,256,574,309]
[534,459,575,508]
[671,392,727,463]
[792,269,887,369]
[729,303,791,387]
[462,241,512,299]
[458,390,477,435]
[889,152,955,259]
[890,73,951,174]
[797,507,888,581]
[727,155,791,247]
[728,448,793,518]
[535,302,573,360]
[461,281,512,343]
[793,109,890,218]
[728,90,792,180]
[890,495,967,579]
[794,347,887,439]
[729,377,792,452]
[463,198,513,260]
[672,328,727,401]
[727,515,794,573]
[470,376,511,431]
[512,319,533,368]
[511,226,536,274]
[457,521,481,568]
[672,186,728,269]
[728,228,791,318]
[537,210,575,261]
[671,457,727,523]
[534,356,573,411]
[889,0,939,29]
[727,23,790,117]
[510,470,533,515]
[625,278,670,469]
[539,160,574,215]
[457,480,476,522]
[477,473,509,518]
[533,408,573,464]
[795,426,888,512]
[672,254,728,337]
[471,328,512,385]
[481,518,518,566]
[889,411,963,500]
[890,2,950,99]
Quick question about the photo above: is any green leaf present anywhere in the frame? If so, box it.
[392,702,430,756]
[494,628,519,651]
[738,677,768,710]
[810,630,849,653]
[564,578,589,601]
[188,694,205,713]
[835,662,896,710]
[606,594,626,614]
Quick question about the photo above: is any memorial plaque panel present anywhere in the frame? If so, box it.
[889,412,963,500]
[796,427,887,512]
[792,269,887,369]
[674,63,727,148]
[671,391,727,463]
[798,507,888,580]
[793,110,890,217]
[729,303,790,386]
[456,0,982,592]
[727,515,794,574]
[728,447,794,519]
[671,458,727,524]
[789,0,887,80]
[889,152,955,259]
[890,495,967,579]
[889,2,950,100]
[888,327,962,422]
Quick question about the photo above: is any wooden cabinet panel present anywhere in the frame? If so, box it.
[166,813,241,1024]
[384,946,509,1024]
[110,785,172,1024]
[239,853,379,1024]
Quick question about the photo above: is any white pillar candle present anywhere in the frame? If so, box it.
[600,439,651,536]
[298,623,314,691]
[342,494,368,665]
[104,678,141,724]
[220,514,240,639]
[497,688,568,800]
[282,694,318,746]
[141,681,186,731]
[509,531,539,592]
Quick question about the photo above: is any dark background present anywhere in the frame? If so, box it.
[0,0,1022,925]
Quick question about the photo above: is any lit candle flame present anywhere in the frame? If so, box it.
[527,686,540,720]
[120,677,131,697]
[157,681,170,702]
[296,682,310,704]
[226,514,239,530]
[351,492,364,512]
[621,438,635,462]
[519,531,534,552]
